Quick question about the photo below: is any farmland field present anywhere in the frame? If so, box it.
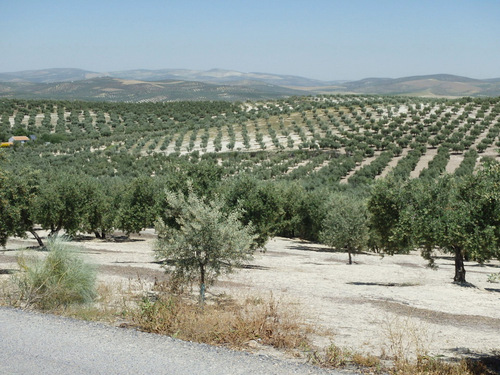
[1,95,500,182]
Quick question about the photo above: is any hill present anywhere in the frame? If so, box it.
[0,68,103,83]
[0,77,309,102]
[318,74,500,97]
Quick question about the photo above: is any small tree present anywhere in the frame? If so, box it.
[320,193,369,264]
[154,189,257,303]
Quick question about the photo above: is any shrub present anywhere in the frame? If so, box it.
[15,237,96,310]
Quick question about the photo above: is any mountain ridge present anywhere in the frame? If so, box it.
[1,68,499,100]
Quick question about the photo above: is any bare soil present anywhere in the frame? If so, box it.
[1,232,499,361]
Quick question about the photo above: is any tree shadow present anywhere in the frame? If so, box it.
[452,281,477,288]
[468,262,500,269]
[448,348,500,374]
[3,245,47,252]
[109,235,145,243]
[237,264,270,270]
[0,268,16,275]
[346,281,418,287]
[289,244,334,253]
[485,287,500,293]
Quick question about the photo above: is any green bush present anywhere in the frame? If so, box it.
[15,237,96,310]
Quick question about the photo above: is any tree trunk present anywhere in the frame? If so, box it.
[199,263,206,305]
[94,232,101,239]
[454,247,466,283]
[30,230,44,247]
[49,225,61,238]
[348,250,352,265]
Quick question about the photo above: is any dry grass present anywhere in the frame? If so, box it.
[305,315,496,374]
[130,287,311,351]
[384,315,434,363]
[389,357,494,375]
[383,315,496,375]
[307,343,383,373]
[52,281,140,323]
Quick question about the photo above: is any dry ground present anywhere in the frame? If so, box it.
[1,231,499,362]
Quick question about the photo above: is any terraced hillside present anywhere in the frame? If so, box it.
[1,95,499,184]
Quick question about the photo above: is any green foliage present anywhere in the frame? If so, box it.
[367,178,414,255]
[369,163,500,282]
[34,173,86,236]
[154,189,257,303]
[15,237,97,310]
[222,176,284,248]
[293,188,330,242]
[79,177,117,238]
[0,163,40,246]
[319,193,369,264]
[116,176,161,235]
[0,168,18,246]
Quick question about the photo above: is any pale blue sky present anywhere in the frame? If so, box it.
[1,0,499,80]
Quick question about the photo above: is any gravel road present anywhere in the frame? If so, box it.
[0,307,352,375]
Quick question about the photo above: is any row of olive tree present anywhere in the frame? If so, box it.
[3,157,499,285]
[0,167,312,248]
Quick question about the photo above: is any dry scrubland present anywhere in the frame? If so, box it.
[1,232,499,370]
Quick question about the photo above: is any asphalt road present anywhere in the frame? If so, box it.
[0,307,351,374]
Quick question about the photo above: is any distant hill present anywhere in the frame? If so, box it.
[0,77,309,102]
[0,68,104,83]
[1,68,499,100]
[0,68,333,88]
[106,68,335,87]
[317,74,500,97]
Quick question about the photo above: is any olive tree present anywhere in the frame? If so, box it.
[154,189,257,303]
[0,168,44,247]
[0,168,18,247]
[34,173,85,237]
[319,193,369,264]
[222,176,284,248]
[116,176,160,235]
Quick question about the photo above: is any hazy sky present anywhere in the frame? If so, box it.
[2,0,499,81]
